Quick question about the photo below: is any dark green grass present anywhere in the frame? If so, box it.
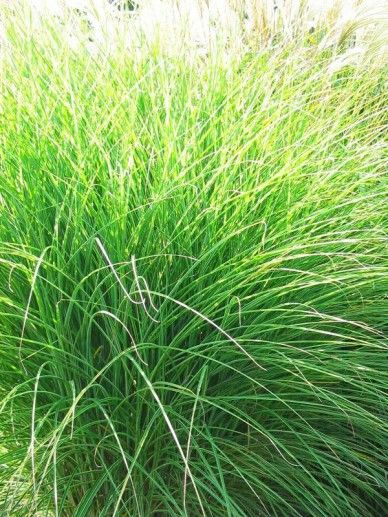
[0,5,387,516]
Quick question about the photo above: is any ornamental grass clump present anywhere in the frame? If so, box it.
[0,1,387,515]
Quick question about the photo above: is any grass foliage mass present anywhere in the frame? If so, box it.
[0,1,387,515]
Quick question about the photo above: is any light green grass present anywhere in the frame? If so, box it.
[0,3,387,516]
